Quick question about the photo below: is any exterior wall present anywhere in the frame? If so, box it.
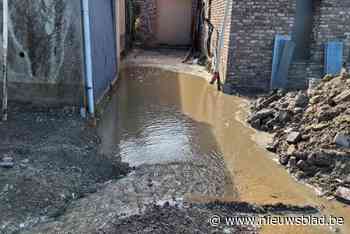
[216,0,350,93]
[308,0,350,80]
[226,0,296,92]
[0,0,84,106]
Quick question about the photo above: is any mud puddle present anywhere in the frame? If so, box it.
[95,66,349,233]
[24,66,348,233]
[8,66,349,233]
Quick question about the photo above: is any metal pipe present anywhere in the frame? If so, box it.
[2,0,8,121]
[81,0,95,117]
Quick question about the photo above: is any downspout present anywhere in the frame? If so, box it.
[115,0,120,73]
[81,0,95,117]
[2,0,8,121]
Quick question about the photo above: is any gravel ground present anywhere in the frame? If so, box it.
[0,103,129,233]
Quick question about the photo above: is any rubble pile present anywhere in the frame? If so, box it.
[248,75,350,203]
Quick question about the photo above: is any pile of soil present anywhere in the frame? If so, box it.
[105,201,317,234]
[0,103,129,233]
[24,198,318,234]
[248,75,350,203]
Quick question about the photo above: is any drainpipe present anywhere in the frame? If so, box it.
[2,0,8,121]
[81,0,95,117]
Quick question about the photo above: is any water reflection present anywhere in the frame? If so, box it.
[98,66,349,234]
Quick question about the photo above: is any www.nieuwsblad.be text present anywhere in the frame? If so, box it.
[209,215,345,227]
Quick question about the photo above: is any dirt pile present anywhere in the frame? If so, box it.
[248,75,350,203]
[104,201,317,234]
[0,104,130,233]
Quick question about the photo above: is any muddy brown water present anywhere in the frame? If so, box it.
[98,66,350,234]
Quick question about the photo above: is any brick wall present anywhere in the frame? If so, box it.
[309,0,350,79]
[202,0,299,92]
[222,0,350,93]
[226,0,296,93]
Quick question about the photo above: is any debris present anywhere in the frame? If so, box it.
[288,156,297,169]
[266,143,277,153]
[334,133,350,148]
[286,145,296,155]
[21,159,30,164]
[249,109,274,122]
[286,132,301,144]
[322,74,335,82]
[333,90,350,104]
[307,152,332,167]
[294,92,309,108]
[335,186,350,203]
[296,160,308,171]
[309,95,322,105]
[0,161,14,168]
[248,75,350,199]
[278,110,291,123]
[256,94,280,110]
[279,154,290,166]
[2,156,13,162]
[0,156,14,168]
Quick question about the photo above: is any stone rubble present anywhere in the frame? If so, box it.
[248,75,350,203]
[0,156,14,168]
[335,186,350,203]
[334,133,350,148]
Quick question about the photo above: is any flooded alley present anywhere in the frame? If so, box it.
[95,64,349,234]
[2,0,350,233]
[1,60,349,234]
